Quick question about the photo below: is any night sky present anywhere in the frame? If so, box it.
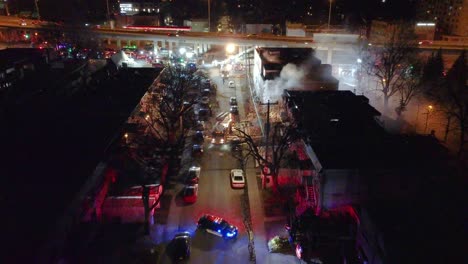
[8,0,418,24]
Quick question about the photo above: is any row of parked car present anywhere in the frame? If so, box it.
[184,78,212,204]
[170,75,242,261]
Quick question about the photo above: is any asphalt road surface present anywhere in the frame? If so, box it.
[158,64,251,263]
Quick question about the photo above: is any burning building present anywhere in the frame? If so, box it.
[252,47,338,104]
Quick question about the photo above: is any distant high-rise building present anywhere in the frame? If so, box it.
[417,0,468,37]
[119,1,160,16]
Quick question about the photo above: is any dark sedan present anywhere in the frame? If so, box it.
[171,232,191,261]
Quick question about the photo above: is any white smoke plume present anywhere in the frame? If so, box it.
[262,63,305,102]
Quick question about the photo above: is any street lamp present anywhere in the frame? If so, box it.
[106,0,110,22]
[226,43,236,54]
[208,0,211,32]
[424,105,434,133]
[4,0,10,16]
[35,0,41,20]
[124,133,129,144]
[328,0,333,32]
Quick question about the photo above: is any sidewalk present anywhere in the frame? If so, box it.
[245,159,300,264]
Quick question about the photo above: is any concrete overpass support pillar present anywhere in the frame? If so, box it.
[157,41,162,48]
[172,42,177,51]
[136,40,141,48]
[207,44,211,51]
[117,39,122,49]
[327,47,333,64]
[107,38,111,45]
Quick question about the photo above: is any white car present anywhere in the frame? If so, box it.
[228,81,235,88]
[230,169,245,188]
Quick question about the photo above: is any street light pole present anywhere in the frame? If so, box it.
[424,105,434,133]
[208,0,211,32]
[328,0,332,32]
[35,0,41,20]
[4,0,10,16]
[106,0,110,23]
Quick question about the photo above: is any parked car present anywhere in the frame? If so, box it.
[230,105,239,115]
[199,96,210,106]
[193,130,205,143]
[229,97,238,106]
[182,184,198,203]
[171,232,191,261]
[197,214,238,239]
[194,121,205,131]
[201,88,211,96]
[185,166,201,184]
[197,108,210,121]
[230,169,245,188]
[191,144,204,157]
[228,81,235,88]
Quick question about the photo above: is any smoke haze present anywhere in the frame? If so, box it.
[262,63,305,102]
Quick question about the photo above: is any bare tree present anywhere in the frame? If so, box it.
[235,123,298,193]
[426,51,467,158]
[114,67,198,233]
[142,67,197,160]
[395,59,424,117]
[422,49,452,140]
[363,22,418,112]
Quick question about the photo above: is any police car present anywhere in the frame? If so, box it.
[197,214,238,239]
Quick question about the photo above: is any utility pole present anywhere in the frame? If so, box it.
[4,0,10,16]
[208,0,211,32]
[35,0,41,20]
[327,0,332,32]
[260,100,278,162]
[106,0,110,22]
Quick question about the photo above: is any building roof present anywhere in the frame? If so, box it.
[284,90,384,169]
[256,47,338,89]
[256,47,315,66]
[2,66,161,262]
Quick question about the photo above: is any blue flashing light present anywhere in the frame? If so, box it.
[217,229,221,233]
[226,232,235,237]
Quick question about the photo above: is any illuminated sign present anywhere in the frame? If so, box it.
[416,22,435,27]
[120,3,133,13]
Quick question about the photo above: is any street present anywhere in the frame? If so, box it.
[155,64,251,263]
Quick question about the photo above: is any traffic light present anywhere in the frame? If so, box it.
[24,34,30,39]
